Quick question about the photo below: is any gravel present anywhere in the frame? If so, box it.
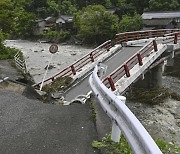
[127,75,180,146]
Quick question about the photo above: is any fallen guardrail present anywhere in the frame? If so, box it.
[89,65,162,154]
[14,52,27,74]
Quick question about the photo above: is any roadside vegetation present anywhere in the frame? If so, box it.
[42,76,73,93]
[92,133,180,154]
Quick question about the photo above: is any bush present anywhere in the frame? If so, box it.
[42,76,73,93]
[119,13,143,32]
[0,46,19,60]
[0,31,19,60]
[42,30,70,43]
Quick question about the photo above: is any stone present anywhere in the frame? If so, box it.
[44,65,55,70]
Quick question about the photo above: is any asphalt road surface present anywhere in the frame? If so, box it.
[0,89,99,154]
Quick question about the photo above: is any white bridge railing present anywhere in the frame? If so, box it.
[89,65,162,154]
[14,52,27,74]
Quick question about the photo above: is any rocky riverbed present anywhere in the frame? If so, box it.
[126,76,180,147]
[4,40,93,83]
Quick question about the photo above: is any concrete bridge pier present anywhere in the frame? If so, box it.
[165,45,175,72]
[134,62,164,89]
[165,49,180,77]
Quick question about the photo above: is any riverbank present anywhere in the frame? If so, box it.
[127,75,180,146]
[4,40,93,84]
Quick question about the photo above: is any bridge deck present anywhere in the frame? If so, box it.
[63,46,142,102]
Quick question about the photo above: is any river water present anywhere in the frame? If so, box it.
[4,40,93,83]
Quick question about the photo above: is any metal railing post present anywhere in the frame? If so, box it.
[137,53,143,66]
[71,65,76,75]
[153,40,158,51]
[111,96,126,142]
[111,121,121,142]
[174,33,178,44]
[124,64,130,77]
[125,34,128,42]
[90,52,94,62]
[108,77,116,91]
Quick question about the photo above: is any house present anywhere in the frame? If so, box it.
[33,19,46,35]
[56,15,74,31]
[33,16,56,35]
[141,11,180,30]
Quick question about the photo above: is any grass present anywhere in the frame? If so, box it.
[42,76,73,93]
[92,133,180,154]
[92,134,132,154]
[155,139,180,154]
[89,100,96,124]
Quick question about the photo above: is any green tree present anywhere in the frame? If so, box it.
[115,0,136,18]
[74,5,119,44]
[0,0,15,34]
[59,0,77,15]
[13,7,36,37]
[47,0,59,16]
[119,13,143,32]
[126,0,149,14]
[148,0,179,11]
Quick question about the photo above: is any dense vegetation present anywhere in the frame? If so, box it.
[74,5,119,44]
[0,0,180,49]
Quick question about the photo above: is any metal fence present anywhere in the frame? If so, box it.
[14,52,27,74]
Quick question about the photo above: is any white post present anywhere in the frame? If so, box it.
[111,121,121,142]
[40,54,53,91]
[111,96,126,142]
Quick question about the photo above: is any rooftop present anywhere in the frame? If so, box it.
[143,19,172,26]
[56,15,73,23]
[142,11,180,19]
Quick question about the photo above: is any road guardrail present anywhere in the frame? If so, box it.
[89,65,162,154]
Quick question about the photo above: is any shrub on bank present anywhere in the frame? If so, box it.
[0,31,19,60]
[0,46,19,60]
[41,30,70,43]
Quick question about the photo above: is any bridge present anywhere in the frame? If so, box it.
[32,29,180,153]
[33,29,180,102]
